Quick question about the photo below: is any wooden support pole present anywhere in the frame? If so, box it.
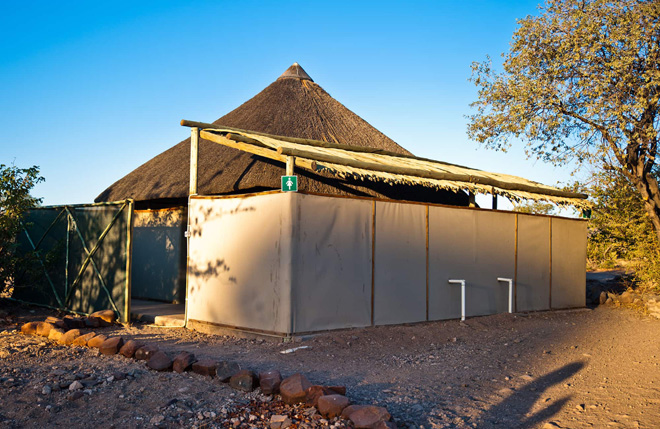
[492,194,498,210]
[468,192,476,207]
[286,156,295,176]
[189,127,199,195]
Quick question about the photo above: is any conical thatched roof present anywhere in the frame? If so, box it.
[96,64,466,205]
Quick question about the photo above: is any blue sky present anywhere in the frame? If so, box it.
[0,0,576,209]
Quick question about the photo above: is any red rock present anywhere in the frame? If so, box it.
[135,344,159,361]
[230,370,257,392]
[87,334,107,348]
[83,316,102,328]
[147,351,172,371]
[317,394,350,419]
[48,328,65,341]
[89,309,116,325]
[192,359,217,377]
[99,337,124,355]
[280,373,312,405]
[259,370,282,395]
[305,385,336,407]
[72,332,96,347]
[341,405,391,428]
[45,317,67,330]
[328,385,347,395]
[36,322,54,337]
[371,421,397,429]
[119,340,143,358]
[173,352,196,373]
[217,361,241,382]
[20,322,39,335]
[58,329,81,345]
[62,316,85,329]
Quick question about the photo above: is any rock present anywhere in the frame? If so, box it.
[542,422,562,428]
[48,328,65,341]
[147,351,173,371]
[371,421,397,429]
[305,385,336,407]
[259,370,282,395]
[317,394,350,418]
[270,414,292,429]
[606,297,613,305]
[619,291,635,304]
[69,380,83,391]
[134,344,159,360]
[280,373,312,405]
[192,359,217,377]
[58,329,81,345]
[217,360,241,382]
[173,351,196,373]
[230,370,258,392]
[87,334,107,349]
[36,322,55,337]
[42,385,52,395]
[62,316,85,329]
[119,340,143,358]
[69,391,84,401]
[599,291,608,305]
[328,385,347,395]
[83,316,102,328]
[45,316,67,329]
[89,309,116,325]
[342,405,391,428]
[72,332,97,347]
[20,322,39,335]
[112,371,127,381]
[99,336,124,355]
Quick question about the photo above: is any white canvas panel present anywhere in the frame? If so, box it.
[516,214,551,312]
[429,207,516,320]
[551,218,587,309]
[187,193,292,334]
[374,201,426,325]
[291,194,372,332]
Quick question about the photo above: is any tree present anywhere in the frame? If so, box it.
[468,0,660,241]
[512,201,556,215]
[0,164,44,294]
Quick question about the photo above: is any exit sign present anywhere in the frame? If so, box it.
[281,175,298,192]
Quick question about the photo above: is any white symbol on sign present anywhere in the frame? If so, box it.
[286,178,293,190]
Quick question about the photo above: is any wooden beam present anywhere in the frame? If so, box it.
[277,146,586,200]
[286,156,295,176]
[189,127,199,195]
[469,192,476,207]
[492,194,498,210]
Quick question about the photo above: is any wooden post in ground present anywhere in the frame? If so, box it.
[189,127,199,195]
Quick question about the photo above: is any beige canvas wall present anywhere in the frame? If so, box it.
[551,217,587,309]
[428,207,516,320]
[516,214,551,312]
[291,194,372,332]
[373,201,427,325]
[187,193,293,334]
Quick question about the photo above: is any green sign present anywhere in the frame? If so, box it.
[281,175,298,192]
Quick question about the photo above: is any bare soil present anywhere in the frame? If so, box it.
[1,299,659,429]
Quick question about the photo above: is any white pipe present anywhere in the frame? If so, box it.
[448,279,466,321]
[497,277,513,313]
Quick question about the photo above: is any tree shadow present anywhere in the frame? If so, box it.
[472,361,585,428]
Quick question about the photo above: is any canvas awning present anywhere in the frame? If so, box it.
[181,120,589,207]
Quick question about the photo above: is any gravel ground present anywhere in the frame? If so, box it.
[1,298,659,428]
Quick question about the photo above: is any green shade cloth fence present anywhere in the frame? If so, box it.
[12,200,133,323]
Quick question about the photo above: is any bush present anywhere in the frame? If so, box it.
[0,164,44,295]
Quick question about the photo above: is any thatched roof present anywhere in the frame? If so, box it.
[96,63,466,205]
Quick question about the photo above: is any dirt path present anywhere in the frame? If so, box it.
[1,300,659,428]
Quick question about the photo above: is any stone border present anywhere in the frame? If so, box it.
[20,313,396,428]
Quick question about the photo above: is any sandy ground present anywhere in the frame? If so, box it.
[1,299,659,428]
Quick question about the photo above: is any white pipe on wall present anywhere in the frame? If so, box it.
[448,279,466,321]
[497,277,513,313]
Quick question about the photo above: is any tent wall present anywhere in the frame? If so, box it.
[187,193,293,334]
[187,192,586,336]
[291,194,372,332]
[13,201,133,323]
[132,208,186,303]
